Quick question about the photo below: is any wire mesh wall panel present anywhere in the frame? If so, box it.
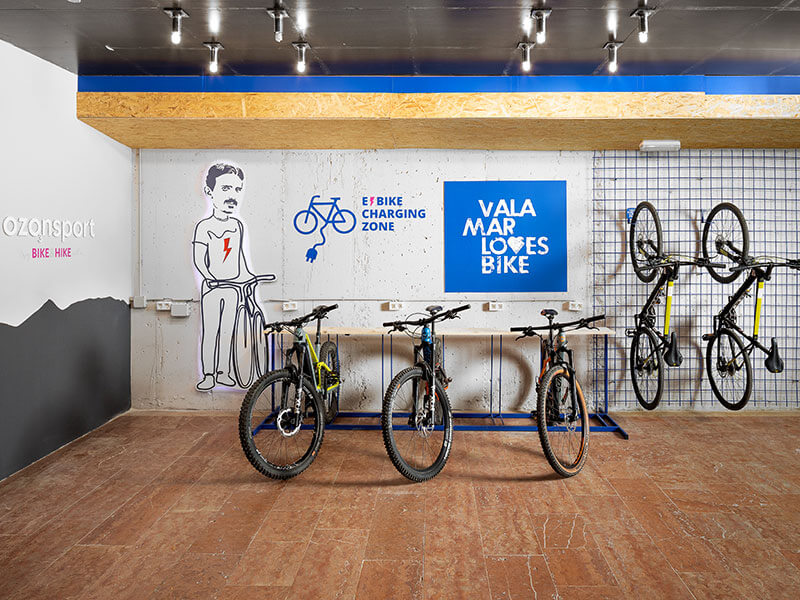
[592,149,800,410]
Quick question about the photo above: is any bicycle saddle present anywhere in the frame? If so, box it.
[541,309,558,318]
[426,305,443,315]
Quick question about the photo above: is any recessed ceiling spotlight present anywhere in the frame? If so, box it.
[104,45,114,52]
[517,41,534,73]
[204,41,223,73]
[293,41,309,73]
[267,2,289,43]
[531,9,551,45]
[604,41,622,74]
[209,10,221,36]
[631,4,655,44]
[67,0,81,4]
[296,10,309,35]
[164,7,189,45]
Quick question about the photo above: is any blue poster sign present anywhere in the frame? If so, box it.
[444,180,567,293]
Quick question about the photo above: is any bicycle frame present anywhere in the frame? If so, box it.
[307,195,343,223]
[634,263,679,346]
[712,265,773,358]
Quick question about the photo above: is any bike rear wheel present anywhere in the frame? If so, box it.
[629,201,663,283]
[382,367,453,482]
[702,202,750,283]
[630,327,664,410]
[706,328,753,410]
[319,340,340,424]
[537,366,589,478]
[232,305,256,388]
[293,209,318,235]
[239,369,325,480]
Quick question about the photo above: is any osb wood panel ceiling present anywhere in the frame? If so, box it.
[76,92,800,149]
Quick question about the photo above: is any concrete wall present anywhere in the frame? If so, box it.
[132,149,595,412]
[0,40,132,479]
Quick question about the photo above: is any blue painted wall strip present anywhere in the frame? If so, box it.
[78,75,800,95]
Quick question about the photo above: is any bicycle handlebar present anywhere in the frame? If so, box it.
[511,314,606,336]
[383,304,471,330]
[651,256,725,269]
[730,259,800,273]
[265,303,338,331]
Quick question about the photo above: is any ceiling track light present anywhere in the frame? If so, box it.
[267,3,289,43]
[293,41,309,74]
[631,5,655,43]
[517,41,535,73]
[164,7,188,45]
[530,9,551,45]
[204,41,223,74]
[604,41,622,74]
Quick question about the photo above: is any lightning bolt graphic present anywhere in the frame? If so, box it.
[369,196,375,206]
[223,237,232,262]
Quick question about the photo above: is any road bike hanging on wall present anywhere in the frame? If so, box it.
[239,304,340,479]
[701,203,800,410]
[381,304,470,482]
[627,201,724,409]
[511,310,603,477]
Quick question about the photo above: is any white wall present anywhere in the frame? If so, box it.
[132,149,595,411]
[0,40,132,327]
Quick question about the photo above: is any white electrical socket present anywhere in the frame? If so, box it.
[488,301,505,312]
[388,301,406,311]
[132,295,146,309]
[282,301,298,312]
[170,302,190,317]
[568,301,583,312]
[156,300,172,311]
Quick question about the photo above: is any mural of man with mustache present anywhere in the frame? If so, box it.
[192,163,256,391]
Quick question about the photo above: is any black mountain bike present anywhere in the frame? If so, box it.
[512,310,603,478]
[381,304,470,482]
[701,203,800,409]
[628,201,723,409]
[239,304,340,479]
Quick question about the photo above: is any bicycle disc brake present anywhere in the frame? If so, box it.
[276,408,302,437]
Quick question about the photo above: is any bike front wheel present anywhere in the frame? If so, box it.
[706,328,752,410]
[537,365,589,478]
[319,340,340,424]
[232,304,256,388]
[702,202,750,283]
[382,367,453,482]
[239,369,325,480]
[630,327,664,410]
[629,201,663,283]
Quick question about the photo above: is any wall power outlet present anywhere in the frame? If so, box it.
[488,301,505,312]
[567,301,583,312]
[156,300,172,311]
[282,301,298,312]
[388,301,406,311]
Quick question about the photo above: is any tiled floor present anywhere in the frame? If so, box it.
[2,412,800,599]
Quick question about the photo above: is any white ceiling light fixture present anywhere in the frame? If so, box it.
[517,41,534,73]
[293,41,309,73]
[604,41,622,74]
[639,139,681,152]
[531,9,551,45]
[209,10,221,36]
[296,10,309,35]
[204,41,223,73]
[267,3,289,43]
[164,7,189,45]
[631,3,655,44]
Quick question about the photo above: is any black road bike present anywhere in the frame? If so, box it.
[381,304,470,482]
[512,310,603,478]
[701,203,800,410]
[628,201,723,409]
[239,304,340,479]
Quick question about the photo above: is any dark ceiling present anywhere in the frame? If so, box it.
[2,1,800,76]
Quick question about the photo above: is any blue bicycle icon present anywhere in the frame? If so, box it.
[293,195,356,263]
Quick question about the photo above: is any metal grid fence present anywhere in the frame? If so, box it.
[592,149,800,410]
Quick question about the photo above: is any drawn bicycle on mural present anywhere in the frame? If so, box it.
[293,195,356,263]
[205,275,276,389]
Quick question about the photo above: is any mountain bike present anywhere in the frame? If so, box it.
[701,202,800,409]
[381,304,470,482]
[205,274,276,388]
[511,310,603,478]
[239,304,340,479]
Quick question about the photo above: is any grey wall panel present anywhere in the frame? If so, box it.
[0,298,131,480]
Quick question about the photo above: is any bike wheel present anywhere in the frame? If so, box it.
[706,328,753,410]
[239,369,325,480]
[630,328,664,410]
[319,340,340,424]
[332,208,357,234]
[232,305,256,388]
[629,201,663,283]
[382,367,453,482]
[293,209,318,235]
[252,311,269,378]
[702,202,750,283]
[537,365,589,478]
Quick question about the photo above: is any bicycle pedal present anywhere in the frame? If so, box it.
[625,329,636,338]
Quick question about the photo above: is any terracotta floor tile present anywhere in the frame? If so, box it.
[621,498,698,540]
[184,424,237,457]
[544,544,616,589]
[524,480,581,515]
[571,494,646,535]
[662,487,731,513]
[424,556,491,600]
[216,585,291,600]
[485,555,556,600]
[677,571,752,600]
[653,534,735,574]
[478,503,542,555]
[148,551,242,599]
[531,514,589,550]
[289,529,369,600]
[555,586,624,599]
[356,560,423,600]
[366,493,424,560]
[228,540,307,586]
